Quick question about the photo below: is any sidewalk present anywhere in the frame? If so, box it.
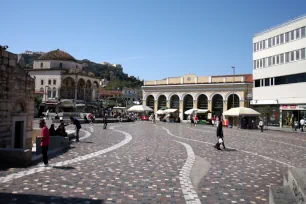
[265,125,306,134]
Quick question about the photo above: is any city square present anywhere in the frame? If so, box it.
[1,121,305,203]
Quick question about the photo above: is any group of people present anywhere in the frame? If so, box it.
[37,116,82,166]
[292,118,305,132]
[187,114,199,126]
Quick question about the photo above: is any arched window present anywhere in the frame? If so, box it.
[52,88,57,98]
[47,87,52,99]
[40,63,43,68]
[40,87,44,92]
[59,63,62,68]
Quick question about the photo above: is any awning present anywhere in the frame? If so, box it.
[156,109,165,114]
[250,100,278,105]
[128,105,153,112]
[184,109,209,115]
[76,104,85,107]
[223,107,261,117]
[163,109,177,113]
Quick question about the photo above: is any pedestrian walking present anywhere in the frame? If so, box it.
[214,119,225,150]
[300,118,305,132]
[103,114,108,129]
[37,119,50,166]
[193,114,198,127]
[70,116,81,142]
[294,120,299,132]
[187,114,192,126]
[259,120,264,132]
[152,114,156,123]
[211,115,215,126]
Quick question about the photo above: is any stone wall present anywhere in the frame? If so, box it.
[0,47,35,149]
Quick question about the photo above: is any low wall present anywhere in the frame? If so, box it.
[0,148,32,167]
[36,136,71,154]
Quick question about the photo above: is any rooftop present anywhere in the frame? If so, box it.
[38,49,77,62]
[254,14,306,37]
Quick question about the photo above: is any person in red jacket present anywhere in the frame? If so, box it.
[38,119,50,166]
[194,114,199,127]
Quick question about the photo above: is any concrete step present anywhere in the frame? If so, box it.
[269,186,296,204]
[287,168,306,204]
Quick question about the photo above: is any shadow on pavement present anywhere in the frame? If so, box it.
[0,192,104,204]
[52,166,75,170]
[83,141,94,143]
[222,148,237,152]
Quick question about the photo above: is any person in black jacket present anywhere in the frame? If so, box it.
[214,119,225,150]
[49,124,57,136]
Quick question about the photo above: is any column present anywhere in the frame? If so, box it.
[166,100,170,108]
[154,100,158,118]
[193,100,198,109]
[179,100,184,120]
[223,100,228,113]
[142,100,146,106]
[239,100,245,107]
[208,100,212,112]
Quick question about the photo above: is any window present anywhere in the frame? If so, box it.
[268,38,271,47]
[259,41,262,50]
[254,43,256,52]
[291,30,295,40]
[59,63,62,68]
[256,42,259,51]
[47,87,52,99]
[296,28,300,39]
[255,80,260,87]
[291,51,295,61]
[253,60,256,69]
[263,58,266,67]
[268,57,272,66]
[275,72,306,85]
[296,50,300,60]
[276,55,279,64]
[256,60,259,68]
[272,56,275,65]
[280,34,284,44]
[48,79,51,85]
[40,63,43,68]
[263,40,265,49]
[285,52,289,62]
[40,87,44,92]
[41,79,44,85]
[272,37,275,46]
[265,78,270,86]
[302,48,306,59]
[53,79,56,85]
[260,59,262,67]
[301,27,306,38]
[52,88,56,98]
[280,53,284,64]
[276,35,279,45]
[285,32,289,42]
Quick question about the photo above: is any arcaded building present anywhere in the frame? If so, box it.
[142,74,253,120]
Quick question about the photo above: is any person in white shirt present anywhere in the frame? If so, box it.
[259,120,264,132]
[300,118,305,132]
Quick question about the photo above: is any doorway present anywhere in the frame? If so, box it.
[14,121,24,148]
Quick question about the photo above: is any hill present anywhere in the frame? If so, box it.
[19,53,143,89]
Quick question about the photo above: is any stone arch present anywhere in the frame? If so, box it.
[227,93,240,109]
[40,87,44,92]
[144,94,155,101]
[157,95,167,110]
[195,93,209,101]
[61,77,75,99]
[47,87,52,99]
[86,80,92,88]
[146,95,155,110]
[225,92,242,101]
[77,78,85,88]
[209,92,224,101]
[183,94,193,119]
[63,77,75,87]
[212,94,224,117]
[52,87,57,98]
[170,94,180,109]
[93,80,99,88]
[197,94,208,109]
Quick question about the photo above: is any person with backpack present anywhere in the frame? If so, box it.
[70,116,81,142]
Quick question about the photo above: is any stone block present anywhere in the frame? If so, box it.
[36,136,70,154]
[287,168,306,204]
[269,186,296,204]
[0,148,32,167]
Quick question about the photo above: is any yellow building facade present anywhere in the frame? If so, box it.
[142,74,253,120]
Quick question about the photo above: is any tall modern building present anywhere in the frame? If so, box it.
[251,15,306,128]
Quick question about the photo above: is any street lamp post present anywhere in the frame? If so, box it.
[232,66,235,108]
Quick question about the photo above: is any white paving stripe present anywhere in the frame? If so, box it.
[187,127,306,150]
[0,126,132,184]
[175,141,202,204]
[162,127,295,168]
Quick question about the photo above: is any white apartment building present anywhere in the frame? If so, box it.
[251,15,306,128]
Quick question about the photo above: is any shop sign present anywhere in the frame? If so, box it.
[281,105,306,110]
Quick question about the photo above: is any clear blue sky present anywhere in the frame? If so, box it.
[1,0,306,80]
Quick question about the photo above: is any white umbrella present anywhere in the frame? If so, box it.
[127,105,153,112]
[163,109,177,113]
[223,107,261,117]
[184,108,208,115]
[156,109,165,114]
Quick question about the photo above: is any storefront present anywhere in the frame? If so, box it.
[280,105,306,128]
[252,105,280,127]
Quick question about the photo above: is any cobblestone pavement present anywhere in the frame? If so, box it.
[0,122,305,204]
